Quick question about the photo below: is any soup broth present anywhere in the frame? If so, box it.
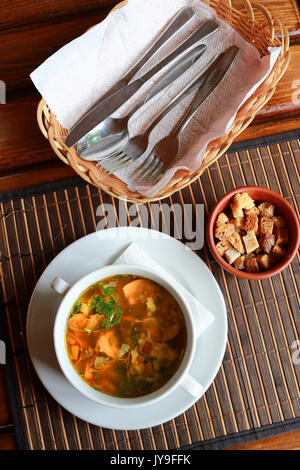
[66,274,187,398]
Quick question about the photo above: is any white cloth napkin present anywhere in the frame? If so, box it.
[113,242,215,336]
[30,0,280,197]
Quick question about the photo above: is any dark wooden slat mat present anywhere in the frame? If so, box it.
[0,139,299,450]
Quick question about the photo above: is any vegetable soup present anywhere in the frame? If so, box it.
[65,275,187,398]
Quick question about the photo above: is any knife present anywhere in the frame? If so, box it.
[66,19,219,147]
[172,45,240,136]
[65,6,195,147]
[78,45,207,160]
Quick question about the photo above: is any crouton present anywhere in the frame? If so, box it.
[243,231,259,254]
[244,207,259,216]
[258,202,275,218]
[229,232,245,254]
[232,217,245,230]
[260,216,274,235]
[230,203,244,219]
[216,212,229,225]
[225,248,241,265]
[216,240,232,257]
[271,244,287,259]
[257,254,272,270]
[214,192,290,274]
[244,214,259,234]
[214,222,235,240]
[276,228,289,247]
[245,257,259,273]
[233,255,246,270]
[233,192,255,210]
[273,216,286,229]
[260,233,275,254]
[255,245,263,255]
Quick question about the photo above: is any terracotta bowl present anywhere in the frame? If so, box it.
[207,186,300,280]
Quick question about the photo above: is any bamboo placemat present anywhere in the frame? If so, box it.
[0,136,299,450]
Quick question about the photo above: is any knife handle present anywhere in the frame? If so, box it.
[173,46,239,136]
[139,20,219,87]
[144,59,216,136]
[123,7,195,83]
[127,44,206,119]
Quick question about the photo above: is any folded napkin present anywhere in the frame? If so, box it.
[113,243,215,336]
[31,0,280,197]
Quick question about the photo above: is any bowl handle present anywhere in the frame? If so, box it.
[51,277,71,296]
[180,373,204,397]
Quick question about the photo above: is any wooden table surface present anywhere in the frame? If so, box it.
[0,0,299,451]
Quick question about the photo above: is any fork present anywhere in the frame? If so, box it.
[99,46,238,175]
[77,45,206,161]
[96,55,220,174]
[137,46,239,183]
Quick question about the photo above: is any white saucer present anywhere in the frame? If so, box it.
[26,227,227,430]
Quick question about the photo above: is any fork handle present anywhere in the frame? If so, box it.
[144,60,212,136]
[173,46,239,136]
[126,45,206,119]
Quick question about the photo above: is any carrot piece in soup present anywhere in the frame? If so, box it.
[70,345,80,363]
[66,333,82,363]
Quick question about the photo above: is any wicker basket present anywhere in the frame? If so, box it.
[37,0,290,204]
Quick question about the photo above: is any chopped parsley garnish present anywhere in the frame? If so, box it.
[116,275,123,280]
[72,301,81,315]
[90,283,122,330]
[93,372,99,379]
[79,370,84,375]
[84,328,92,333]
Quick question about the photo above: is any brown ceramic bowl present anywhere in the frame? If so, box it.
[207,186,300,280]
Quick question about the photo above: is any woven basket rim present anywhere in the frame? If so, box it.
[37,0,291,204]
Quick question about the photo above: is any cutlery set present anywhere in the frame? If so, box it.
[65,7,239,184]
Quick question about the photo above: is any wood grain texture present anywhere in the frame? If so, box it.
[235,112,300,142]
[0,434,17,450]
[0,0,118,31]
[257,45,300,118]
[0,93,53,174]
[227,430,300,450]
[233,0,300,36]
[0,368,12,426]
[1,14,112,92]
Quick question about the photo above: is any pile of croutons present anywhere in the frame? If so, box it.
[214,192,289,273]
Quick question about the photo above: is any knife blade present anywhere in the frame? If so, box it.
[66,20,219,147]
[65,6,195,146]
